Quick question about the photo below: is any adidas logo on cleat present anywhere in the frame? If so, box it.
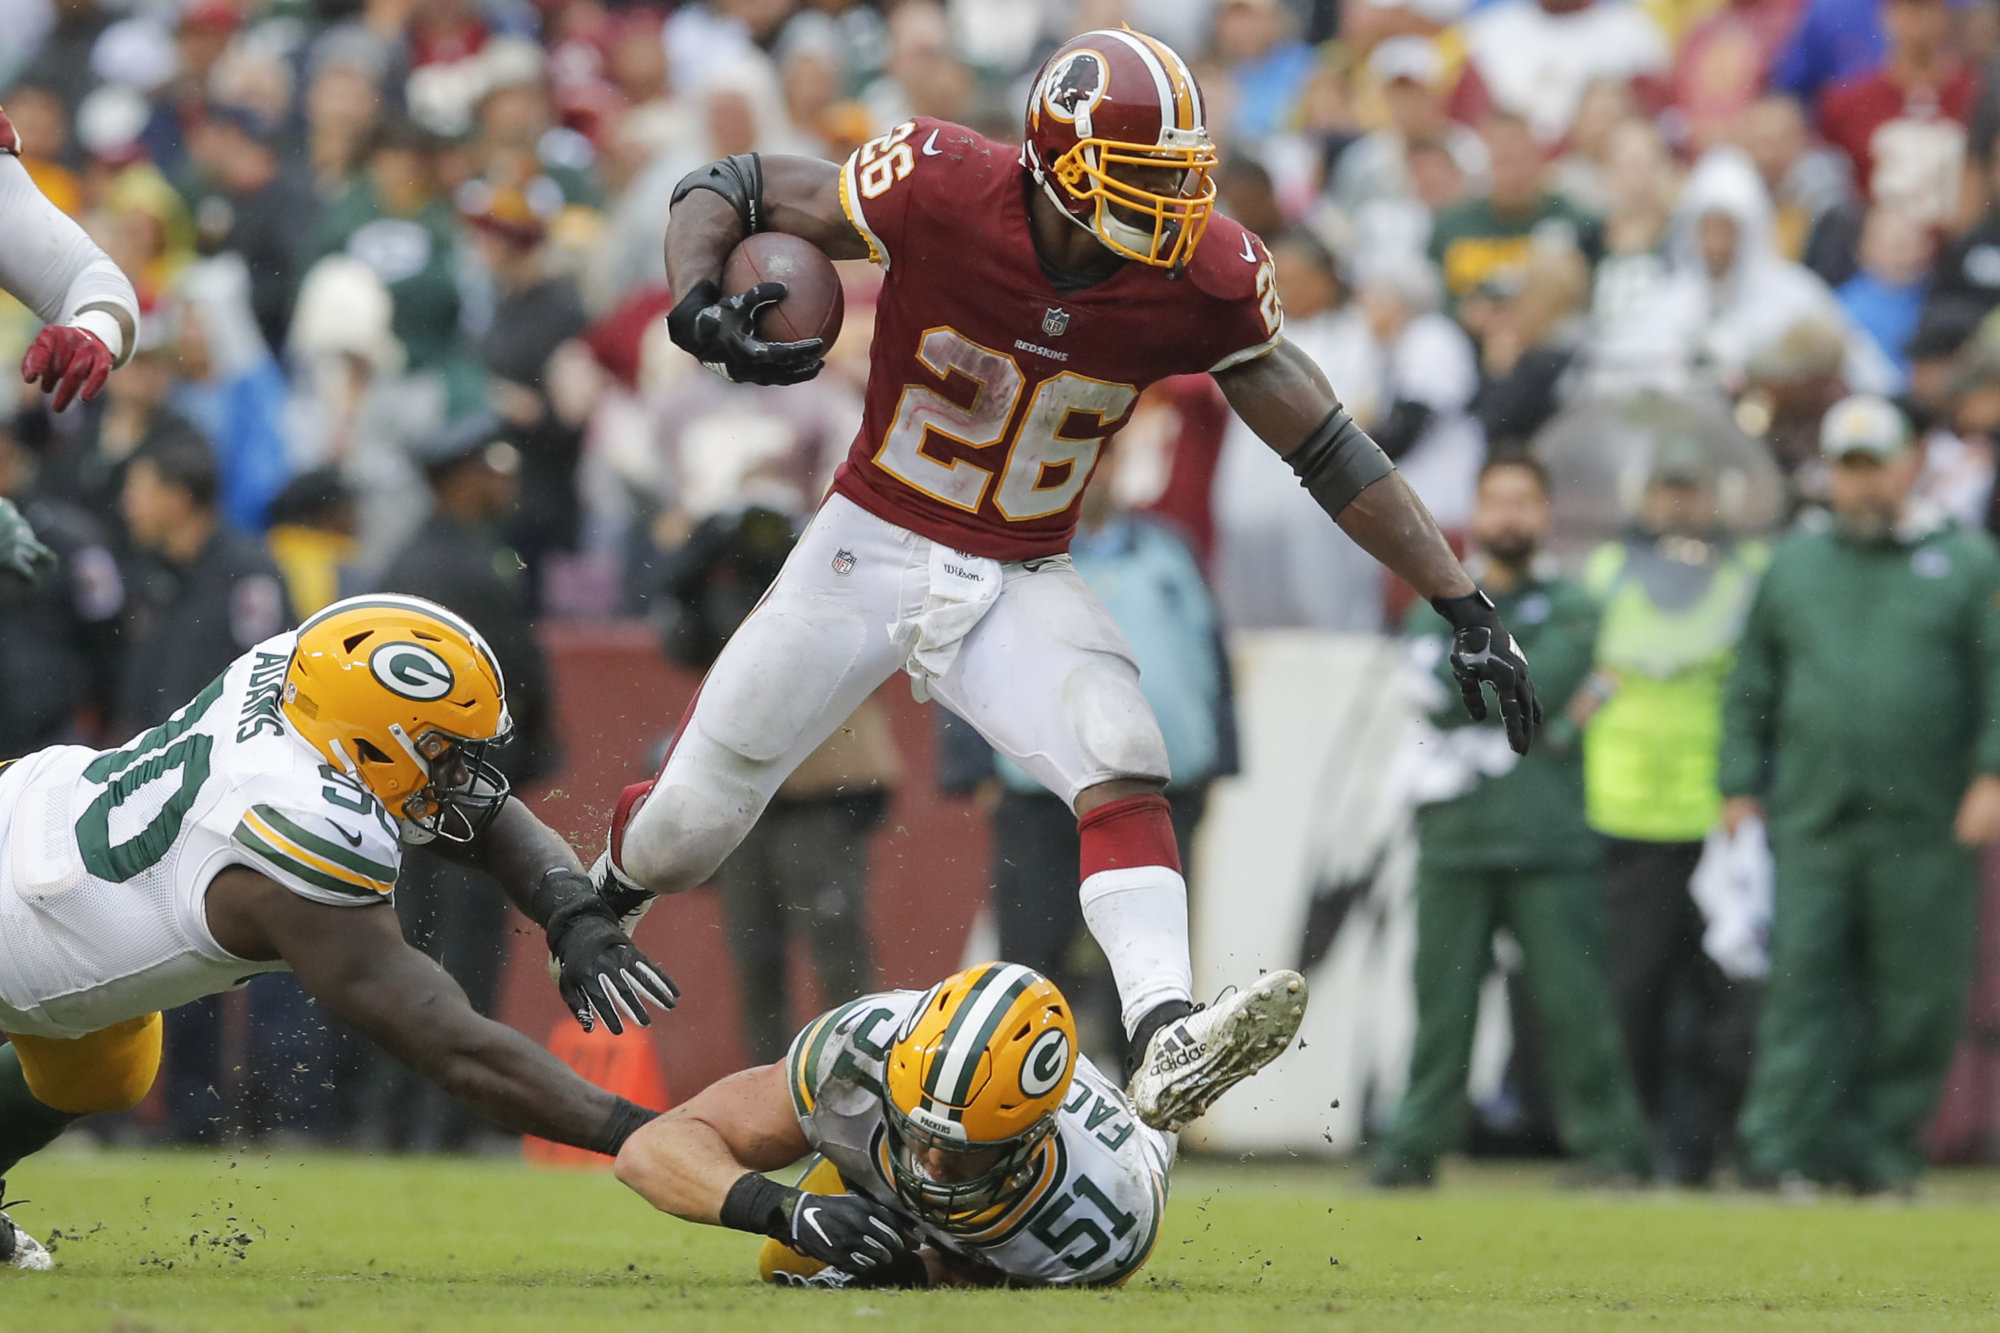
[1150,1030,1207,1075]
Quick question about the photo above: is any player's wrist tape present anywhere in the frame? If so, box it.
[593,1097,660,1156]
[720,1172,798,1238]
[671,153,765,237]
[529,867,611,936]
[1286,406,1395,519]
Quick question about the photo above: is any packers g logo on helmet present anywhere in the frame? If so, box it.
[281,594,514,843]
[368,643,456,701]
[880,964,1078,1234]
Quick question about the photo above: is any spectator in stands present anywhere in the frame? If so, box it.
[185,102,322,356]
[1670,0,1811,152]
[304,34,388,201]
[1373,456,1649,1188]
[309,119,485,416]
[1735,94,1861,282]
[1474,245,1591,449]
[1429,110,1601,312]
[1646,147,1888,393]
[1576,438,1768,1185]
[1723,395,2000,1193]
[461,181,590,612]
[0,416,123,760]
[1818,0,1977,228]
[1587,119,1680,390]
[1450,0,1669,145]
[1921,135,2000,339]
[263,468,359,620]
[1772,0,1893,104]
[1837,206,1936,383]
[1356,249,1485,530]
[1331,38,1488,259]
[38,326,206,543]
[354,412,562,1150]
[167,257,293,533]
[1211,0,1317,147]
[1214,229,1388,631]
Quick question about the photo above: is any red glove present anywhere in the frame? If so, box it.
[21,325,113,412]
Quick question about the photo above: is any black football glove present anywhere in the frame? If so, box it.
[1432,590,1542,755]
[539,871,679,1034]
[778,1191,920,1278]
[770,1254,930,1291]
[0,497,56,586]
[666,277,824,386]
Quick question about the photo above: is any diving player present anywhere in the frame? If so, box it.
[0,99,142,587]
[602,28,1541,1132]
[614,963,1212,1288]
[0,594,676,1269]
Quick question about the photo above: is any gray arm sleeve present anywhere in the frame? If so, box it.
[0,156,139,366]
[1285,406,1396,519]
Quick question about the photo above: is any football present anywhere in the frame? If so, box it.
[720,232,845,349]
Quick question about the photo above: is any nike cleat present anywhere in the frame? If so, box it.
[0,1185,52,1271]
[1127,970,1308,1132]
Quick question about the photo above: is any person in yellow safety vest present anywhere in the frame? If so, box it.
[1574,436,1769,1186]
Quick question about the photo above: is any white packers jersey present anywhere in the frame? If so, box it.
[0,632,403,1039]
[786,989,1173,1287]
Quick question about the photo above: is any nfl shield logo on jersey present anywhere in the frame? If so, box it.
[1041,307,1071,338]
[831,548,858,576]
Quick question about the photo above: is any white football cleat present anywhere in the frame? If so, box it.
[0,1194,53,1271]
[1127,970,1308,1132]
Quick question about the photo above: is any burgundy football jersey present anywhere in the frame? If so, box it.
[832,117,1283,561]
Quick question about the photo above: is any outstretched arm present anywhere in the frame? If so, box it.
[0,155,137,408]
[615,1062,923,1283]
[1214,341,1542,752]
[206,869,657,1153]
[435,796,679,1033]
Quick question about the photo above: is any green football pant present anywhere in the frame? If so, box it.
[1377,861,1650,1174]
[1736,822,1979,1187]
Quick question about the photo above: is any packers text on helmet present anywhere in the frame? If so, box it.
[281,594,513,842]
[1023,28,1218,269]
[881,963,1078,1233]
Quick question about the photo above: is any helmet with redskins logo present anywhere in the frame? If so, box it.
[881,963,1078,1234]
[281,593,514,843]
[1024,27,1218,269]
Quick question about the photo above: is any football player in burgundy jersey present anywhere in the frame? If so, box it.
[607,28,1540,1131]
[0,103,141,586]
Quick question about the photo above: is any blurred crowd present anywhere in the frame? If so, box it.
[2,0,1999,1173]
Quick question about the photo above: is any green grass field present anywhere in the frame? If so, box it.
[4,1150,1997,1331]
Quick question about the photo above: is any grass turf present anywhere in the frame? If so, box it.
[3,1150,1997,1331]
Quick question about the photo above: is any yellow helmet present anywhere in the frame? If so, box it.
[282,594,514,842]
[881,963,1077,1233]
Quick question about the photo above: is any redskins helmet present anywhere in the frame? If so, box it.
[282,594,514,843]
[1024,28,1218,269]
[881,963,1077,1234]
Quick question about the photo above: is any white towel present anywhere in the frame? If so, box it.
[896,544,1003,702]
[1689,817,1774,982]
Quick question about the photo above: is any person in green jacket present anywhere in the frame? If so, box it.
[1721,395,2000,1193]
[1373,456,1649,1187]
[1577,439,1768,1185]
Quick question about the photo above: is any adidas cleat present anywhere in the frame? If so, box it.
[1127,970,1308,1132]
[0,1186,52,1272]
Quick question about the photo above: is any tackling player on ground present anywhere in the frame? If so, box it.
[616,963,1174,1288]
[603,27,1540,1132]
[0,99,141,587]
[0,595,676,1269]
